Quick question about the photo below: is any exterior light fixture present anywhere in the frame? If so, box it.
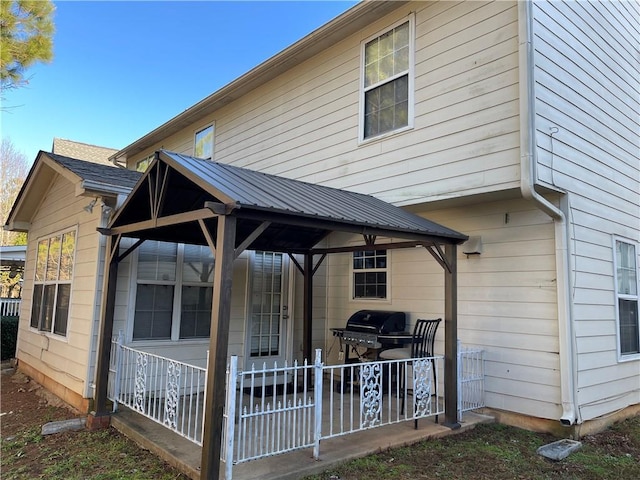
[462,236,482,256]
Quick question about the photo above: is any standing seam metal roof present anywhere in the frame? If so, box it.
[161,151,467,241]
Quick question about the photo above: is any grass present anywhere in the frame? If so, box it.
[302,417,640,480]
[2,369,639,479]
[1,420,188,480]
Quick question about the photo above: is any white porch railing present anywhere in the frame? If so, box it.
[0,298,21,316]
[107,341,484,480]
[458,341,485,417]
[222,350,445,479]
[108,333,207,445]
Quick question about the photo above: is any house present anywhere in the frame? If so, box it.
[4,0,638,478]
[4,141,140,409]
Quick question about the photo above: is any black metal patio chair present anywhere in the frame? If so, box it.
[379,318,441,428]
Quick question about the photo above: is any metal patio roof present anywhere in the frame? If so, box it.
[107,150,467,253]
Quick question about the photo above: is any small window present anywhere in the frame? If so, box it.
[353,249,387,299]
[614,239,639,356]
[361,18,413,141]
[31,230,76,336]
[136,154,154,172]
[194,124,214,160]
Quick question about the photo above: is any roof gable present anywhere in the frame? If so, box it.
[4,151,142,231]
[108,150,467,252]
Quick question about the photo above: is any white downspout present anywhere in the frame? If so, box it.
[518,0,580,426]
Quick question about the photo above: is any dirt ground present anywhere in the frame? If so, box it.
[0,363,188,479]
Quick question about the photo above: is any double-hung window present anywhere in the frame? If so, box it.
[361,17,413,141]
[133,240,214,341]
[353,249,388,299]
[614,239,639,357]
[31,229,76,336]
[194,124,214,160]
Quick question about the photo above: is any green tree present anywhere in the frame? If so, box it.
[0,0,55,92]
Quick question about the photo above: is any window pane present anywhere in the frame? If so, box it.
[41,284,56,332]
[616,241,637,295]
[31,284,43,329]
[46,235,61,281]
[180,286,212,339]
[364,22,409,87]
[364,76,408,138]
[133,284,174,340]
[138,241,176,281]
[619,299,639,354]
[379,53,394,80]
[393,23,409,71]
[182,244,214,283]
[194,125,214,160]
[396,46,409,74]
[59,232,76,281]
[54,284,71,335]
[36,240,48,281]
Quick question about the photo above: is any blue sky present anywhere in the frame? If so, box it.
[1,1,357,163]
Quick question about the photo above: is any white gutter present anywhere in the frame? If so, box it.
[518,0,580,426]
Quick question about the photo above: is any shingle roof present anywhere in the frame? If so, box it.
[52,138,118,166]
[48,152,142,190]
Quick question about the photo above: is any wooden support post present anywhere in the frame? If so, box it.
[443,243,460,429]
[303,253,313,363]
[200,214,236,480]
[91,235,120,423]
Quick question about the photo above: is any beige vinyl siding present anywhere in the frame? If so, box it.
[424,199,561,419]
[128,1,520,206]
[16,175,102,399]
[532,0,640,420]
[322,199,561,419]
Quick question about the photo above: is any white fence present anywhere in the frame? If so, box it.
[222,350,446,479]
[108,333,207,445]
[458,342,484,416]
[107,340,484,480]
[0,298,21,316]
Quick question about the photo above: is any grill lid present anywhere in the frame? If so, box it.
[345,310,406,334]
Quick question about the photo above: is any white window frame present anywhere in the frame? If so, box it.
[194,123,215,160]
[30,227,78,339]
[128,241,214,344]
[359,15,415,144]
[350,248,391,302]
[613,236,640,361]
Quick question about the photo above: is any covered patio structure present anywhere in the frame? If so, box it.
[91,150,468,479]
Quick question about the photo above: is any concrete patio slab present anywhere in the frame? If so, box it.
[111,407,493,480]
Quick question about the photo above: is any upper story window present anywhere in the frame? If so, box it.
[194,124,214,160]
[136,154,154,172]
[353,249,387,299]
[361,17,414,142]
[31,229,76,337]
[614,238,639,357]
